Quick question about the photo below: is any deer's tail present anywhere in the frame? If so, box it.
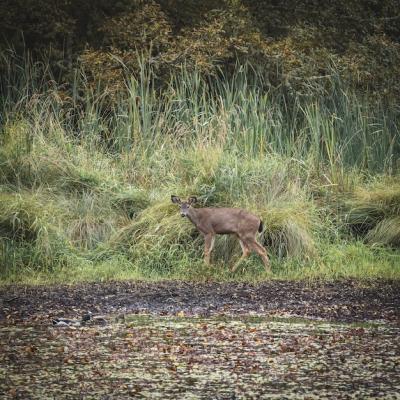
[258,220,263,233]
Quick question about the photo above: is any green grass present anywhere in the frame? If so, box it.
[0,53,399,284]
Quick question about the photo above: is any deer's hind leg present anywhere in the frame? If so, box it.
[249,238,270,271]
[231,238,250,272]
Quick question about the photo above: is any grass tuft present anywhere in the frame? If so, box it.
[345,181,400,242]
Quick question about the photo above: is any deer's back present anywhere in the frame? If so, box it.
[196,207,260,235]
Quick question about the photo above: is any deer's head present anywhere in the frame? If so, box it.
[171,195,197,217]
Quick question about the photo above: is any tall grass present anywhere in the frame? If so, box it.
[0,52,399,283]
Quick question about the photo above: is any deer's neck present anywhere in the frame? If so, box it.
[187,207,201,228]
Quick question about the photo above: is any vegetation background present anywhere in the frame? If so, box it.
[0,0,399,283]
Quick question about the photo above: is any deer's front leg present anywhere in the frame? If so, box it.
[204,234,215,265]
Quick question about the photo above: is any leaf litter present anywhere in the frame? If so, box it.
[0,280,399,399]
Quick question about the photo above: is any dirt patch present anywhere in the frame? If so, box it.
[1,279,399,323]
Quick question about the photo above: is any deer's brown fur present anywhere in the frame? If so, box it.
[171,196,270,272]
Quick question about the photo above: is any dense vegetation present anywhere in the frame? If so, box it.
[1,0,400,96]
[0,1,399,283]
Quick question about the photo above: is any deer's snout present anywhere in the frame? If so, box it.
[179,204,190,217]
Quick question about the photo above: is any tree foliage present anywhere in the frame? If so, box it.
[1,0,399,95]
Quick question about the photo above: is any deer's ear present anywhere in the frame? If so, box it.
[188,196,197,204]
[171,195,181,204]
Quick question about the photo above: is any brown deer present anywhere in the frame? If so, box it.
[171,196,270,272]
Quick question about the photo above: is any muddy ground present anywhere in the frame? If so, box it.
[1,279,399,322]
[1,280,399,399]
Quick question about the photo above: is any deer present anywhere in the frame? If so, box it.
[171,196,270,272]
